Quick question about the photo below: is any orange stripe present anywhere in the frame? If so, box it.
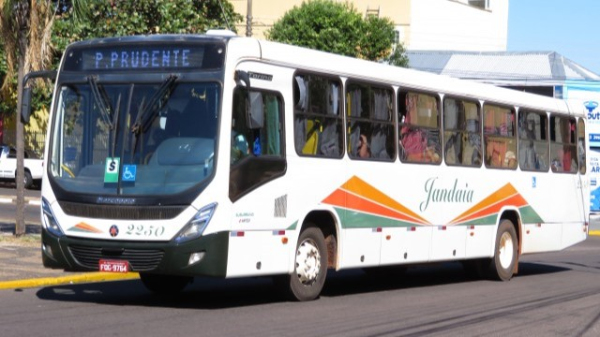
[344,192,428,224]
[323,188,428,225]
[74,222,103,233]
[451,193,528,224]
[342,176,429,224]
[449,183,517,224]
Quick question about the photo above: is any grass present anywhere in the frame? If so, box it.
[0,234,41,247]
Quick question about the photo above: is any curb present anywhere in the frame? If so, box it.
[590,230,600,236]
[0,272,139,290]
[0,196,41,205]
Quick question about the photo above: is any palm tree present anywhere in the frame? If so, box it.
[0,0,55,236]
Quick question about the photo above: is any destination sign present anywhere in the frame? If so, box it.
[64,43,224,72]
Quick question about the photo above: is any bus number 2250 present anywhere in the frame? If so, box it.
[126,224,165,237]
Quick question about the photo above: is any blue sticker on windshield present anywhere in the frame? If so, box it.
[122,165,137,182]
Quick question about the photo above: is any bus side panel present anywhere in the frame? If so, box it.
[521,223,563,253]
[341,228,381,268]
[465,225,495,258]
[430,225,466,261]
[226,230,290,277]
[380,227,432,265]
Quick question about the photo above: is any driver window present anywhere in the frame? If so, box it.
[229,86,285,201]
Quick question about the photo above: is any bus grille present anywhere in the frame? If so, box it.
[69,245,164,271]
[59,201,185,220]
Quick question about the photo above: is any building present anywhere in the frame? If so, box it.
[230,0,508,52]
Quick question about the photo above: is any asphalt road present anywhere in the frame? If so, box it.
[1,237,599,337]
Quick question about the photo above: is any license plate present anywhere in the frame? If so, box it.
[99,259,129,273]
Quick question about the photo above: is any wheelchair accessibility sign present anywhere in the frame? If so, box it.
[122,165,137,182]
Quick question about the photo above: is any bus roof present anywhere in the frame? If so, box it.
[229,37,584,118]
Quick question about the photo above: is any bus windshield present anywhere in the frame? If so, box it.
[49,80,220,196]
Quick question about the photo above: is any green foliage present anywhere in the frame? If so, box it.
[266,0,408,67]
[52,0,242,62]
[0,42,15,120]
[267,1,363,57]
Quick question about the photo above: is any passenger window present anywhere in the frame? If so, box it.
[398,91,441,164]
[346,82,394,161]
[518,110,548,172]
[443,97,481,167]
[293,73,343,158]
[550,115,577,173]
[484,104,517,169]
[578,119,586,174]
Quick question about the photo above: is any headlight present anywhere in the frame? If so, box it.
[42,197,64,237]
[175,203,217,244]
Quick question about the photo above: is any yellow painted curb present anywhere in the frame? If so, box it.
[590,230,600,237]
[0,272,139,290]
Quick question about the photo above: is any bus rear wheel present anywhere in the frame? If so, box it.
[488,219,518,281]
[280,225,328,301]
[139,273,192,295]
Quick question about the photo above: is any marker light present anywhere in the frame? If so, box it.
[42,197,64,237]
[175,203,217,244]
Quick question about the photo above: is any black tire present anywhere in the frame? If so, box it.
[487,219,518,281]
[139,273,192,295]
[23,171,33,189]
[280,225,328,301]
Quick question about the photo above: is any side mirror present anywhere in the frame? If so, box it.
[21,70,57,125]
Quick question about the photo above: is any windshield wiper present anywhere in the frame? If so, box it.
[131,74,178,135]
[88,76,114,129]
[130,75,178,161]
[88,76,121,157]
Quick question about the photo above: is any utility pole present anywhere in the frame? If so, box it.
[246,0,252,37]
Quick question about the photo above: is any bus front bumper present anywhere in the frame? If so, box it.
[41,229,229,278]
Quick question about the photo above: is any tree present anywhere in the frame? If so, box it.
[52,0,242,55]
[0,0,55,236]
[266,0,408,67]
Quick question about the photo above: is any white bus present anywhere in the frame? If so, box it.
[26,31,589,301]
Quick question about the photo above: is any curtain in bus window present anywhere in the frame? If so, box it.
[373,90,391,121]
[443,99,462,165]
[578,119,586,174]
[326,83,339,115]
[464,102,481,165]
[266,95,280,155]
[295,76,308,111]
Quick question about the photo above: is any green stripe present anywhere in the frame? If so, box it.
[519,205,544,223]
[286,220,298,231]
[335,208,424,229]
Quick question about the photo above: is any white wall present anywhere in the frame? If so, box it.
[408,0,508,51]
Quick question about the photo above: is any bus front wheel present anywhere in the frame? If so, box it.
[488,219,518,281]
[139,273,192,295]
[280,225,328,301]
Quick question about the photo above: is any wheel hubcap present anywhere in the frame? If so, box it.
[498,232,514,269]
[295,239,321,285]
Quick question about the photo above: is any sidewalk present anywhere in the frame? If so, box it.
[0,222,139,290]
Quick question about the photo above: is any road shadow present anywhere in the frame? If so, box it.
[0,222,41,235]
[33,261,570,310]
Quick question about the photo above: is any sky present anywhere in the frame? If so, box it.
[507,0,600,75]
